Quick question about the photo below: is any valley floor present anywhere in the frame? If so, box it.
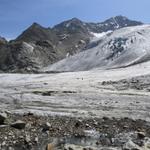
[1,61,150,120]
[0,61,150,149]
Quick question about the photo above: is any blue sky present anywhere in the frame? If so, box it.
[0,0,150,40]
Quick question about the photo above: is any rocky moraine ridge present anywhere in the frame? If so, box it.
[0,112,150,150]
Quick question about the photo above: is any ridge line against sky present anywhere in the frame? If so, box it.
[0,0,149,40]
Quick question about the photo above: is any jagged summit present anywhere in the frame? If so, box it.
[68,17,82,23]
[30,22,42,28]
[86,15,143,33]
[28,22,49,31]
[105,15,143,28]
[106,15,129,22]
[53,17,88,34]
[15,22,57,43]
[53,17,83,28]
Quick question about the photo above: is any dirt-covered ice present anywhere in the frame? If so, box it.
[1,61,150,121]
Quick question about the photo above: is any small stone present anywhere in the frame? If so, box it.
[44,82,48,85]
[102,116,109,120]
[123,125,128,129]
[2,141,6,146]
[78,40,86,45]
[13,141,16,144]
[25,135,31,143]
[137,132,146,139]
[8,147,14,150]
[46,143,54,150]
[8,132,13,136]
[103,125,109,128]
[19,136,24,139]
[42,122,51,131]
[34,137,38,143]
[123,140,141,150]
[85,123,90,128]
[93,120,98,126]
[27,112,34,116]
[96,141,100,145]
[11,120,26,129]
[26,123,31,128]
[75,120,82,128]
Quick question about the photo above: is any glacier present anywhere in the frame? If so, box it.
[42,25,150,72]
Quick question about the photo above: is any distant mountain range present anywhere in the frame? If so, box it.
[0,15,143,72]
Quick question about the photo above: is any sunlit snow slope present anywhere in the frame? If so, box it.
[43,25,150,72]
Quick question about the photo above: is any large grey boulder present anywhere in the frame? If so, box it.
[11,120,26,129]
[0,112,7,124]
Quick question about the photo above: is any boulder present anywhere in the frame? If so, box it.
[0,112,7,124]
[11,120,26,129]
[137,132,146,139]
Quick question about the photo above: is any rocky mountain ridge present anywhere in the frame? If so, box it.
[0,16,143,72]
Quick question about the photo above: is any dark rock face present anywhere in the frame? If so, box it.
[0,41,60,72]
[15,23,58,44]
[86,15,143,33]
[0,16,143,72]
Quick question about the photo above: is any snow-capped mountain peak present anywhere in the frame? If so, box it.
[42,24,150,72]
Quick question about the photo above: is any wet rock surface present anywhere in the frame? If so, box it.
[0,114,150,150]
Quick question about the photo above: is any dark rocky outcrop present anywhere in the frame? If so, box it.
[0,41,60,72]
